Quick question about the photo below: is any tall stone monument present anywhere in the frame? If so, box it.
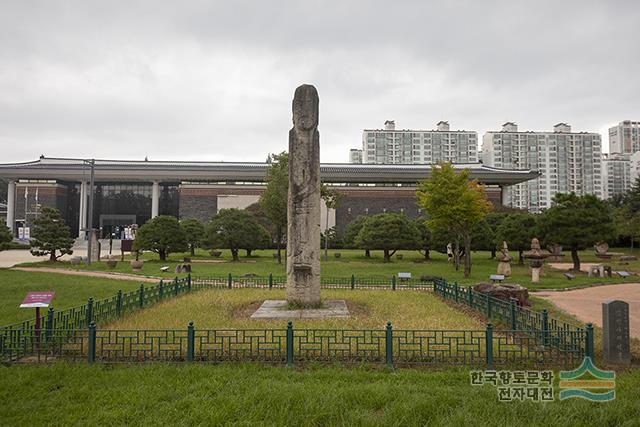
[286,84,321,306]
[602,299,631,365]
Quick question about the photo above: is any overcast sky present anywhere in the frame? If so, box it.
[1,1,639,164]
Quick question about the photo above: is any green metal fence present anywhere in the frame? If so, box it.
[432,278,591,356]
[2,321,592,367]
[1,274,594,367]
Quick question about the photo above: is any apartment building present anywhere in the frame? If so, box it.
[359,120,478,164]
[482,122,602,212]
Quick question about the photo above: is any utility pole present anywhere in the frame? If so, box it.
[86,159,95,266]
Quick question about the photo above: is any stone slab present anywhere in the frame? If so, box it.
[602,299,631,365]
[250,299,350,319]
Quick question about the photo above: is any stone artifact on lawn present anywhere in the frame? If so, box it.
[473,283,530,306]
[286,84,321,307]
[496,241,512,276]
[523,237,548,283]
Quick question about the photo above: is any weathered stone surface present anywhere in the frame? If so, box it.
[602,300,631,365]
[496,241,512,276]
[473,283,530,306]
[251,300,349,319]
[286,84,321,306]
[89,229,101,262]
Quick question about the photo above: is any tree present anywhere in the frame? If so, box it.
[180,218,205,256]
[259,152,288,263]
[205,209,270,261]
[538,193,615,271]
[612,205,640,250]
[136,215,188,261]
[355,213,419,262]
[343,215,371,257]
[321,185,344,261]
[416,162,492,277]
[0,224,13,250]
[29,207,74,261]
[412,218,432,260]
[495,212,538,263]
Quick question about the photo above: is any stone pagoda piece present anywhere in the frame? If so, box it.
[524,237,549,283]
[286,84,321,307]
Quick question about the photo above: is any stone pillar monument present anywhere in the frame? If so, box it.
[286,84,321,306]
[602,300,631,365]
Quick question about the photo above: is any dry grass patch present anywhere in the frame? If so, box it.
[105,289,483,330]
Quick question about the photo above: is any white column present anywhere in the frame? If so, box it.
[78,181,87,238]
[6,181,15,236]
[501,185,509,207]
[151,181,160,218]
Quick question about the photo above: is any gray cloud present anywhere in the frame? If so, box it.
[0,0,639,164]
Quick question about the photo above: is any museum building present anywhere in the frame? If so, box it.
[0,157,539,239]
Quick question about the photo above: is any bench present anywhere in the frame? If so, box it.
[617,271,631,278]
[489,274,505,283]
[563,273,575,280]
[398,272,412,282]
[160,266,169,272]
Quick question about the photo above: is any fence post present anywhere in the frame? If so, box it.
[269,273,273,289]
[392,275,396,291]
[159,280,164,299]
[187,274,192,292]
[86,298,93,326]
[228,273,233,289]
[139,284,145,308]
[174,277,179,296]
[45,307,54,342]
[486,294,491,319]
[187,321,195,362]
[454,282,459,303]
[88,322,96,365]
[585,323,594,360]
[286,321,294,367]
[116,290,123,318]
[510,298,518,330]
[485,322,494,369]
[385,322,393,368]
[351,274,355,290]
[542,309,549,347]
[468,286,473,307]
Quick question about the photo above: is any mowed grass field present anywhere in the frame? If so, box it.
[104,288,484,330]
[16,248,640,290]
[0,269,140,325]
[1,363,639,426]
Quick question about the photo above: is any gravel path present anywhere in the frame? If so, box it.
[536,283,640,339]
[12,267,161,283]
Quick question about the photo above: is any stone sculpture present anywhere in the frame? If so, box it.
[524,237,548,283]
[496,241,512,276]
[286,84,321,306]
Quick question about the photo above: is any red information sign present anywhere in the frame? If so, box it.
[20,292,56,308]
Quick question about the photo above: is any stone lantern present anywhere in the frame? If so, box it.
[523,237,549,283]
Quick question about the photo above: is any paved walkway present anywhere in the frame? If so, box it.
[12,267,160,283]
[536,284,640,339]
[0,249,85,268]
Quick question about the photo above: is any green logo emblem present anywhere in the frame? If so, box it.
[559,357,615,401]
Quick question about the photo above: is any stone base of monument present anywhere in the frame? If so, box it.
[251,300,350,319]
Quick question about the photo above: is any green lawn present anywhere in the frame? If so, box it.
[0,363,638,426]
[0,269,140,325]
[105,288,483,330]
[16,248,640,290]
